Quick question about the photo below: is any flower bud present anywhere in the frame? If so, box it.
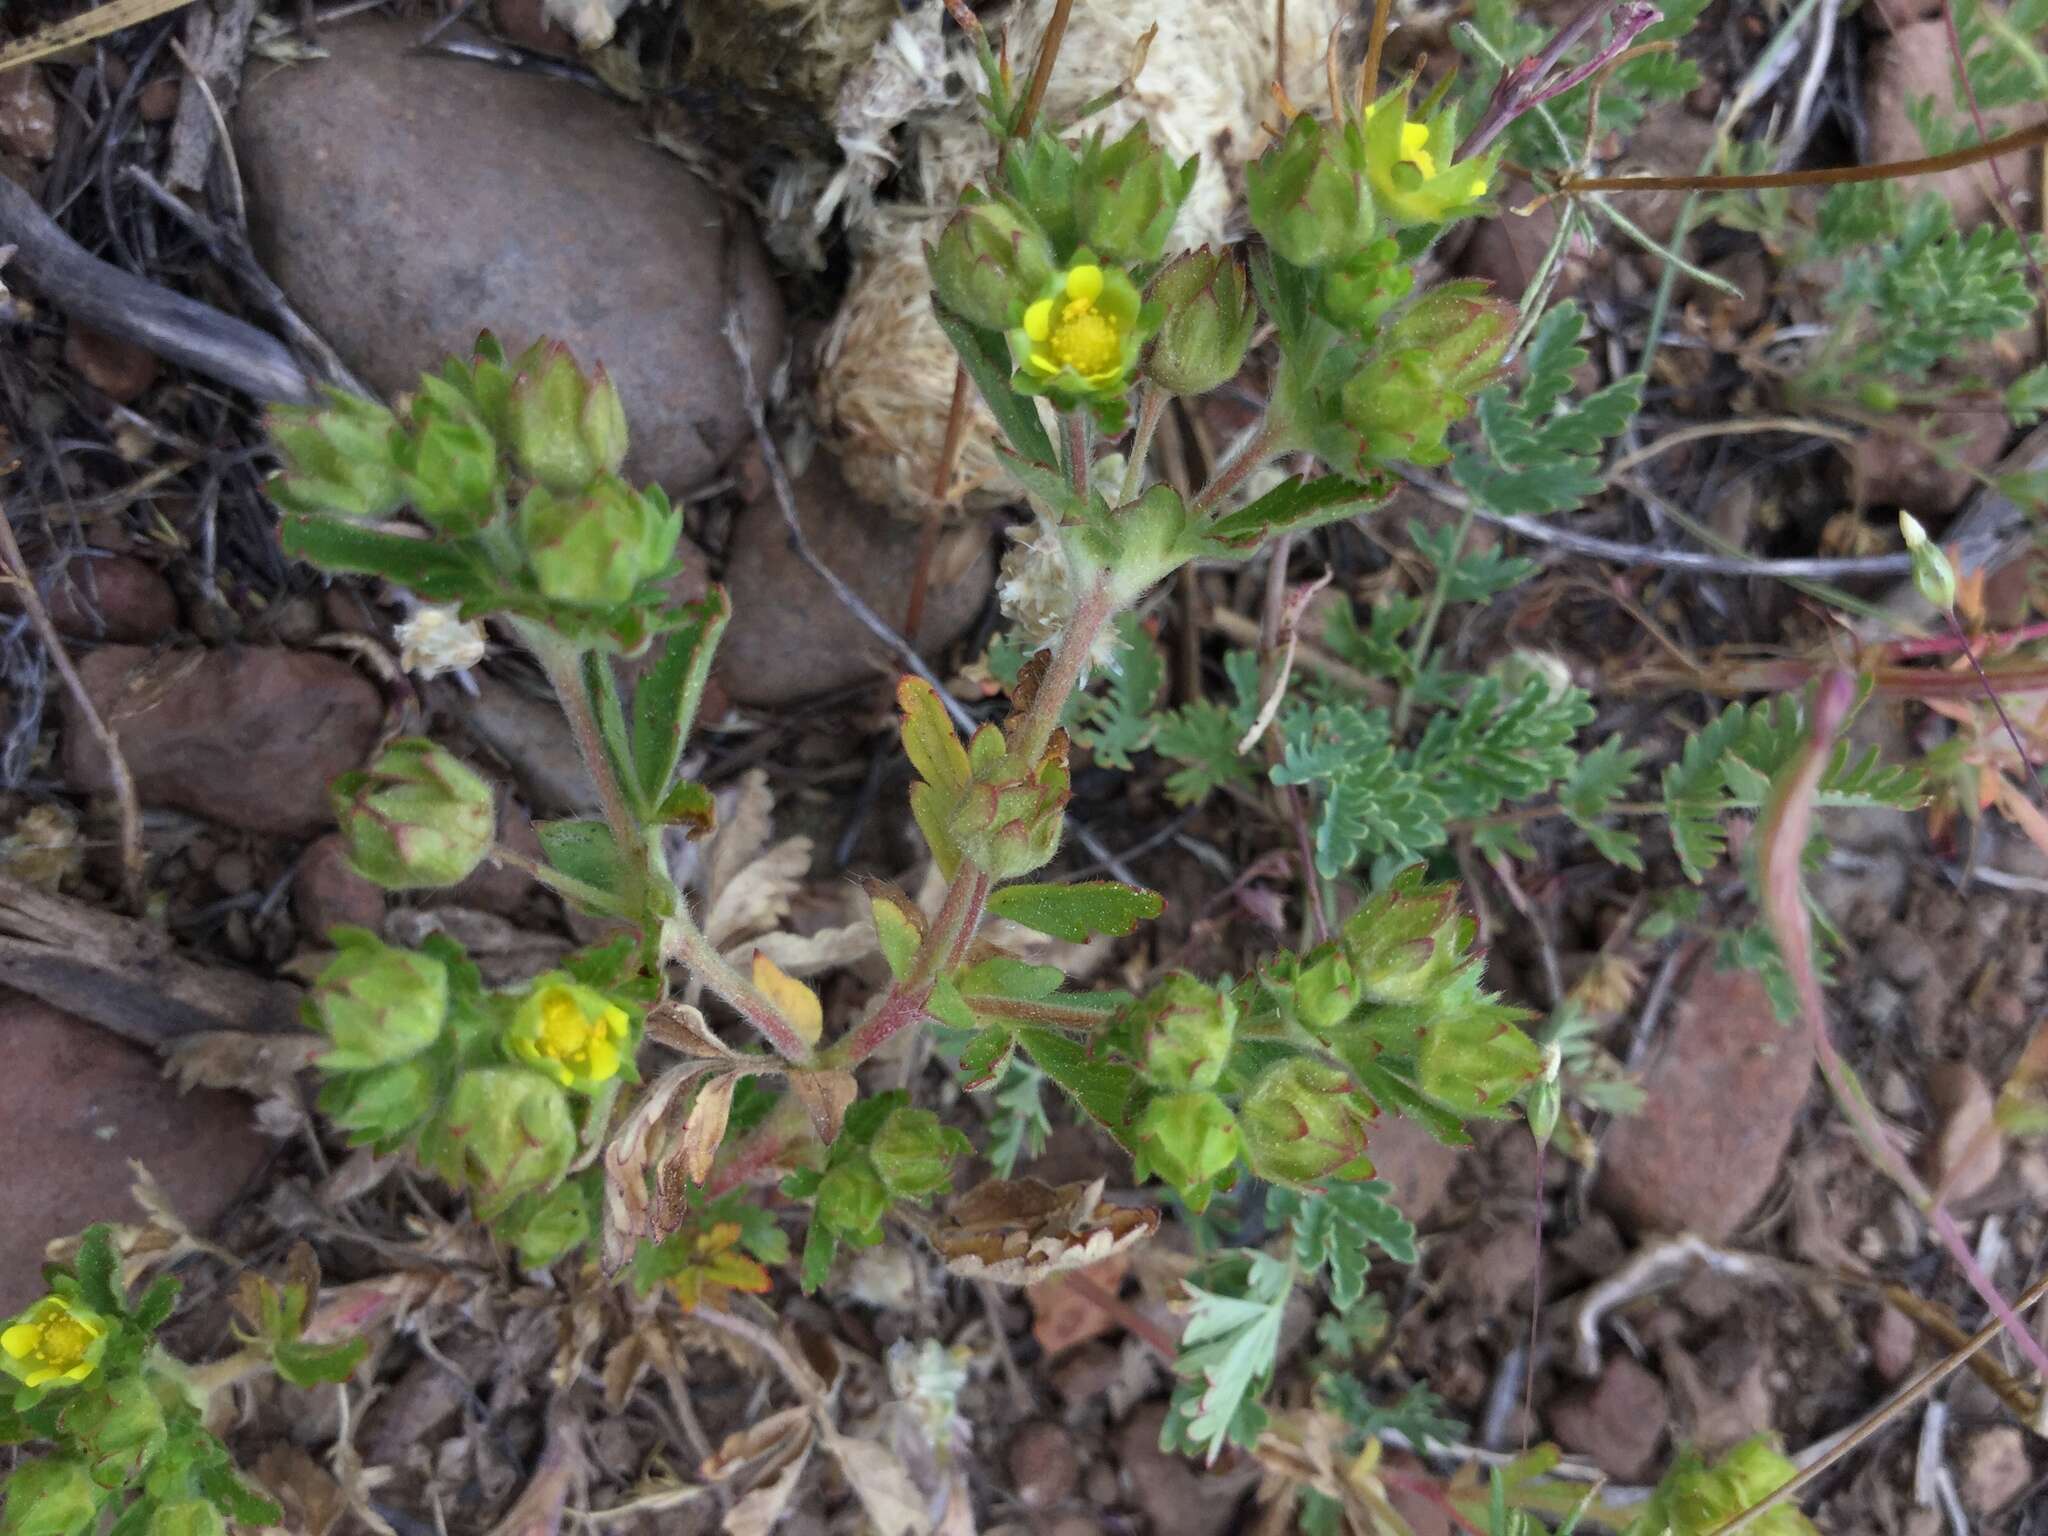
[396,376,503,536]
[266,391,406,521]
[506,344,629,493]
[869,1107,969,1198]
[1335,286,1511,469]
[507,973,633,1095]
[1001,131,1082,256]
[307,930,449,1071]
[1340,878,1465,1005]
[1134,1090,1240,1200]
[146,1502,226,1536]
[927,202,1057,332]
[1245,113,1374,270]
[59,1375,166,1488]
[1075,124,1195,264]
[332,738,496,890]
[815,1160,890,1239]
[317,1057,441,1151]
[1899,512,1957,611]
[501,1176,597,1268]
[517,475,682,608]
[1291,946,1360,1036]
[1319,238,1415,333]
[1,1298,110,1393]
[1144,248,1256,396]
[947,727,1071,881]
[0,1457,99,1536]
[1240,1058,1376,1186]
[422,1067,576,1217]
[1129,973,1237,1090]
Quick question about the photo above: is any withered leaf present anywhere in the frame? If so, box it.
[679,1071,745,1187]
[789,1068,859,1145]
[823,1432,929,1536]
[645,1000,738,1059]
[703,1405,813,1483]
[930,1176,1159,1287]
[602,1059,719,1272]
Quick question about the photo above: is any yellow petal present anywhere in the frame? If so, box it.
[25,1366,57,1388]
[63,1362,93,1382]
[1065,264,1104,302]
[1023,299,1053,341]
[586,1037,621,1082]
[1,1322,38,1359]
[1027,352,1058,376]
[753,952,823,1047]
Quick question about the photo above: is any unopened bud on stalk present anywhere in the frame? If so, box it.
[927,202,1057,331]
[506,343,628,494]
[332,738,496,890]
[1144,248,1255,396]
[1245,113,1375,270]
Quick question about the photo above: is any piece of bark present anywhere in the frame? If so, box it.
[0,874,302,1044]
[167,0,259,192]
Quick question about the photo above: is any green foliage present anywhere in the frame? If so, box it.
[1452,304,1644,517]
[1070,614,1166,768]
[1160,1251,1294,1462]
[0,1229,296,1536]
[1270,1183,1417,1310]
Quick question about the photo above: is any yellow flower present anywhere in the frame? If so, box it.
[1007,260,1150,415]
[1,1296,110,1390]
[1361,91,1495,228]
[508,974,632,1093]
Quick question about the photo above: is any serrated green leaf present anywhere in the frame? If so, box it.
[535,819,626,897]
[1271,1182,1417,1310]
[630,590,729,812]
[277,515,482,601]
[72,1225,123,1316]
[987,881,1165,942]
[958,1028,1016,1091]
[1016,1026,1138,1133]
[1162,1251,1293,1462]
[274,1336,369,1387]
[931,305,1057,466]
[899,677,970,797]
[1202,474,1386,550]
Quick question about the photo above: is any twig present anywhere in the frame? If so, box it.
[0,504,144,911]
[720,314,974,736]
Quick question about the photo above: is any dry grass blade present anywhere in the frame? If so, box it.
[0,0,196,72]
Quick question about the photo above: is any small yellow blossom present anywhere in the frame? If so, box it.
[1395,119,1437,178]
[1360,92,1495,227]
[508,974,631,1093]
[1007,259,1150,415]
[1,1296,110,1390]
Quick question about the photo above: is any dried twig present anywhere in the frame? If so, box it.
[0,508,145,910]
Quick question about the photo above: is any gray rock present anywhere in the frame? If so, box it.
[717,452,993,707]
[234,18,785,493]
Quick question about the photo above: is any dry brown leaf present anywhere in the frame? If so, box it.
[1925,1061,2002,1202]
[487,1411,583,1536]
[824,1432,930,1536]
[931,1177,1159,1287]
[164,1029,323,1133]
[703,1406,813,1483]
[736,920,878,978]
[253,1445,349,1536]
[680,1071,745,1186]
[645,1000,738,1059]
[1027,1251,1132,1355]
[602,1060,719,1272]
[722,1447,811,1536]
[303,1271,459,1345]
[790,1069,859,1146]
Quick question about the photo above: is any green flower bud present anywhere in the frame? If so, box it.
[869,1107,969,1198]
[146,1502,226,1536]
[927,201,1057,332]
[501,1174,598,1268]
[1333,285,1511,469]
[815,1160,890,1240]
[1318,237,1415,333]
[1900,512,1957,611]
[517,475,681,608]
[397,375,503,536]
[947,726,1071,881]
[1002,131,1082,257]
[421,1066,576,1217]
[307,930,449,1071]
[1644,1438,1815,1536]
[1075,124,1195,264]
[506,343,629,493]
[317,1056,442,1151]
[1130,972,1237,1090]
[1134,1090,1240,1199]
[0,1458,99,1536]
[59,1375,166,1489]
[1245,113,1374,270]
[1340,877,1466,1006]
[266,390,406,522]
[332,738,496,891]
[1240,1058,1376,1187]
[1143,248,1256,396]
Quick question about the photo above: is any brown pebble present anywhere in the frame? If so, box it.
[1868,1303,1917,1383]
[1008,1421,1080,1509]
[211,848,256,896]
[138,76,181,122]
[65,323,161,404]
[294,833,385,939]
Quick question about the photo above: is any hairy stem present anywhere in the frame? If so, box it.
[1012,572,1117,764]
[663,909,812,1063]
[518,621,648,915]
[1189,420,1280,516]
[1120,384,1169,507]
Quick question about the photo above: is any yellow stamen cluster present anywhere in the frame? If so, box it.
[513,982,629,1089]
[2,1298,106,1389]
[1398,120,1437,179]
[1022,266,1125,386]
